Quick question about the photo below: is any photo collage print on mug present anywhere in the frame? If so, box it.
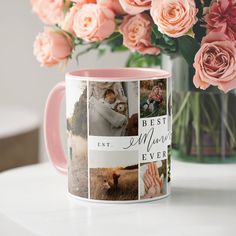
[66,77,171,201]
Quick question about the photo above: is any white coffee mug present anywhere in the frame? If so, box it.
[44,68,172,203]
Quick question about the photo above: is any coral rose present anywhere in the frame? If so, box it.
[73,4,115,42]
[119,0,152,15]
[205,0,236,40]
[193,32,236,93]
[97,0,125,15]
[33,28,73,67]
[120,13,160,55]
[31,0,64,25]
[150,0,198,38]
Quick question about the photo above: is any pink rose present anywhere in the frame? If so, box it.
[205,0,236,40]
[119,0,151,15]
[31,0,65,25]
[62,4,81,35]
[33,28,73,67]
[120,13,160,55]
[73,4,115,42]
[193,32,236,93]
[150,0,198,38]
[72,0,96,3]
[62,1,99,35]
[97,0,125,15]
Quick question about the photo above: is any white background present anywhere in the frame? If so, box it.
[0,1,129,162]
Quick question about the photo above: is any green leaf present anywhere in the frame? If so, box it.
[111,45,128,52]
[151,25,178,54]
[177,36,200,65]
[74,37,83,46]
[152,25,162,41]
[163,35,175,46]
[126,52,161,68]
[106,32,124,52]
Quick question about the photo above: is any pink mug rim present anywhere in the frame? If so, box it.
[66,68,170,81]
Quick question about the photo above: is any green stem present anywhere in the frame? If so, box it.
[190,93,201,160]
[172,92,191,125]
[76,43,100,63]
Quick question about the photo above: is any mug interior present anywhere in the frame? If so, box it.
[66,68,170,81]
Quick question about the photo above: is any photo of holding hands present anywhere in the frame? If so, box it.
[140,161,167,199]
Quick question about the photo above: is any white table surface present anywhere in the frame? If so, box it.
[0,161,236,236]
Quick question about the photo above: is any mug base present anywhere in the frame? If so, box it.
[68,191,170,204]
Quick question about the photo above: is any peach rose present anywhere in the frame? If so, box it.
[62,1,97,35]
[193,32,236,93]
[97,0,125,15]
[72,0,96,3]
[62,4,81,35]
[73,4,115,42]
[150,0,198,38]
[33,28,73,66]
[31,0,65,25]
[120,13,160,55]
[119,0,152,15]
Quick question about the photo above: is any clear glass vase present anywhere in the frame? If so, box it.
[162,54,236,163]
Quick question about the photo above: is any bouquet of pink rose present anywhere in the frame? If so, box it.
[32,0,236,93]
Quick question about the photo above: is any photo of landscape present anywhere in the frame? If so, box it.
[90,165,138,201]
[89,150,138,201]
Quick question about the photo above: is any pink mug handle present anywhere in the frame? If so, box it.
[44,82,67,174]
